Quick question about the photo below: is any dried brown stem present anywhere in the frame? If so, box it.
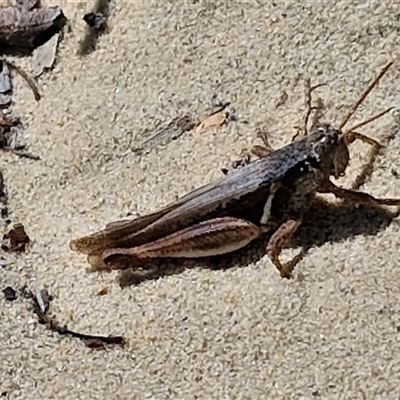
[7,60,41,101]
[29,289,125,348]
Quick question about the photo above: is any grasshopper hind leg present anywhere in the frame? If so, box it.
[101,217,262,268]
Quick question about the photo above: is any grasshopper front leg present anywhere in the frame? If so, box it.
[101,217,262,268]
[319,180,400,206]
[265,218,303,279]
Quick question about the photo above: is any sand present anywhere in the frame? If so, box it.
[1,1,400,399]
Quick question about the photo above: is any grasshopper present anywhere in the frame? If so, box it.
[70,62,400,279]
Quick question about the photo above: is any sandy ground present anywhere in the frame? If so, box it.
[1,1,400,399]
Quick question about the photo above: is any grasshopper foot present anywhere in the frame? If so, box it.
[269,254,293,279]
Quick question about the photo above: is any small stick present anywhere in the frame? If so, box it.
[7,60,41,101]
[28,289,125,348]
[338,61,393,130]
[6,147,41,160]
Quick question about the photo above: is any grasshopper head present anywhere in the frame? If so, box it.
[312,124,350,179]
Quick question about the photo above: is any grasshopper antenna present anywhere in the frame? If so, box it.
[343,107,393,134]
[341,107,394,147]
[338,61,393,131]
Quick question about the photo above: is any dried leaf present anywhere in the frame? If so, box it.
[96,287,108,296]
[0,2,67,56]
[134,114,196,155]
[2,286,17,301]
[78,0,110,56]
[275,90,288,108]
[32,32,59,76]
[1,223,30,252]
[83,12,107,30]
[0,110,40,159]
[35,288,50,313]
[195,104,236,134]
[0,60,11,107]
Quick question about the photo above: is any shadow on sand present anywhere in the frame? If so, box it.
[116,196,399,287]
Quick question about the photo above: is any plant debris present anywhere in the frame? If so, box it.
[0,170,8,219]
[222,152,252,176]
[0,0,67,56]
[32,31,60,77]
[34,287,50,313]
[132,101,236,156]
[2,285,17,301]
[194,101,237,134]
[231,153,251,169]
[84,12,107,30]
[0,110,40,160]
[0,59,11,106]
[78,0,110,56]
[0,59,42,160]
[96,286,108,296]
[6,60,41,101]
[133,114,197,155]
[25,288,125,349]
[275,90,288,108]
[221,123,268,176]
[1,222,30,252]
